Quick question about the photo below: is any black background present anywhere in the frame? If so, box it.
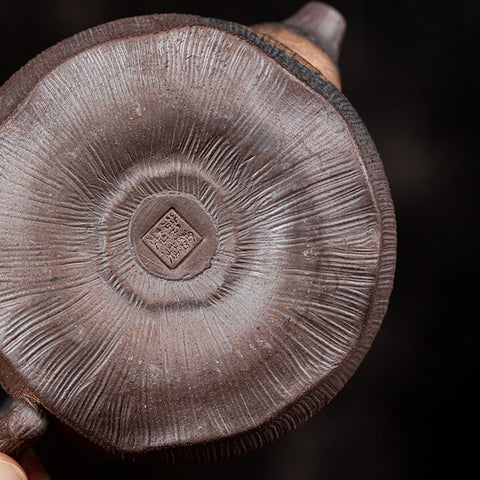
[0,1,477,478]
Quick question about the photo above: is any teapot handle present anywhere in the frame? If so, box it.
[0,398,47,459]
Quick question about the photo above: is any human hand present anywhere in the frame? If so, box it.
[0,450,50,480]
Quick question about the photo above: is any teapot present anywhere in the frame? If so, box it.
[0,2,396,463]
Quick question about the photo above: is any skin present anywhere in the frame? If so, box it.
[0,451,50,480]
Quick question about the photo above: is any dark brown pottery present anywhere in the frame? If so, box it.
[0,2,396,464]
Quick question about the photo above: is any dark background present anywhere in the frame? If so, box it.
[0,1,477,478]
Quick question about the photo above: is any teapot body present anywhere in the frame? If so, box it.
[0,3,396,463]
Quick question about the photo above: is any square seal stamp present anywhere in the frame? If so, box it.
[142,208,202,269]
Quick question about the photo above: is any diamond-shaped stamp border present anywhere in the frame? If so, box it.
[142,208,202,269]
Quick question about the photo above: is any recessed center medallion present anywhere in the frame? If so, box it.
[129,194,218,280]
[142,208,202,269]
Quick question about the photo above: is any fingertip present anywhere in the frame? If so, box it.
[0,452,28,480]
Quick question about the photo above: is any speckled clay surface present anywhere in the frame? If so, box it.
[0,10,396,463]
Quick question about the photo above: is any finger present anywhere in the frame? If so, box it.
[19,450,51,480]
[0,452,28,480]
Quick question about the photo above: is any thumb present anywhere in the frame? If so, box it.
[0,452,27,480]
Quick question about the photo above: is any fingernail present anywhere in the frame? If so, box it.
[0,458,27,480]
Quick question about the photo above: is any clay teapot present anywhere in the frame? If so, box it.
[0,2,396,463]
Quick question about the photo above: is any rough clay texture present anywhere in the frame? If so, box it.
[0,15,396,463]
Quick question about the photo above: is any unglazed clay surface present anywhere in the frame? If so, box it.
[0,13,396,462]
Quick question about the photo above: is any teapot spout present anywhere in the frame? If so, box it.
[250,2,346,89]
[284,2,346,63]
